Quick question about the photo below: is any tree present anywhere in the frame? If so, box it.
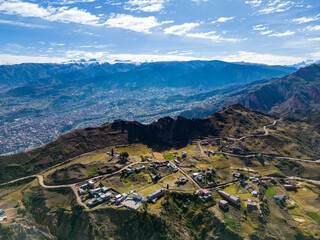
[120,152,129,164]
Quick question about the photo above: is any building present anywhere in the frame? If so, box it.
[97,193,112,203]
[146,188,166,201]
[80,184,88,190]
[246,199,258,211]
[87,198,99,207]
[177,177,188,184]
[101,186,108,192]
[273,195,285,202]
[124,168,133,175]
[181,151,187,158]
[132,193,143,202]
[89,187,101,196]
[217,190,241,206]
[200,189,211,196]
[88,180,95,188]
[219,200,229,210]
[78,188,85,195]
[115,195,127,205]
[283,181,296,190]
[261,180,267,187]
[135,165,145,172]
[251,191,259,197]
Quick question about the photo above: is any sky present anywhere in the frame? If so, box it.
[0,0,319,65]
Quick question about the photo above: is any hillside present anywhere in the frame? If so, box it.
[241,64,320,116]
[0,104,272,183]
[181,64,320,120]
[1,104,320,240]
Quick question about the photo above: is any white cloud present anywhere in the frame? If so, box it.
[253,24,266,31]
[0,54,66,65]
[291,14,320,24]
[191,0,208,3]
[164,22,244,42]
[219,51,304,65]
[212,16,235,24]
[260,30,273,35]
[105,14,162,33]
[0,0,101,25]
[164,22,199,36]
[245,0,262,8]
[186,31,243,42]
[268,30,295,37]
[0,1,51,18]
[308,38,320,41]
[0,19,48,28]
[47,7,100,25]
[125,0,167,12]
[246,0,295,15]
[305,25,320,31]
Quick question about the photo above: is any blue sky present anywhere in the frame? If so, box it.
[0,0,319,65]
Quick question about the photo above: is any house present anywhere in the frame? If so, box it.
[174,159,180,165]
[251,191,259,197]
[150,173,161,182]
[217,190,241,206]
[203,194,212,201]
[246,198,258,211]
[233,172,241,178]
[167,163,177,171]
[257,210,264,218]
[89,187,101,196]
[101,186,108,193]
[177,177,188,184]
[181,152,187,158]
[283,181,296,190]
[192,172,200,178]
[132,193,143,202]
[124,168,133,175]
[273,195,285,202]
[87,198,99,207]
[78,188,85,195]
[146,188,166,201]
[208,181,215,187]
[80,184,88,190]
[98,193,112,203]
[219,200,229,210]
[147,157,153,162]
[195,175,203,182]
[199,189,211,196]
[88,180,95,188]
[261,180,267,187]
[240,181,248,187]
[115,195,127,205]
[135,165,145,172]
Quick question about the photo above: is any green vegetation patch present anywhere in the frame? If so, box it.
[307,211,320,223]
[224,214,237,231]
[164,153,174,160]
[265,187,276,197]
[86,167,99,176]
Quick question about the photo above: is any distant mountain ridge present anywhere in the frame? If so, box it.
[181,64,320,120]
[0,60,296,91]
[241,64,320,115]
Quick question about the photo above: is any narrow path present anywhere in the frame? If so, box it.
[170,161,202,189]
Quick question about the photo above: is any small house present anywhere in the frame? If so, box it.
[251,191,259,197]
[181,152,187,158]
[273,195,285,202]
[88,180,95,188]
[246,198,258,210]
[219,200,229,210]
